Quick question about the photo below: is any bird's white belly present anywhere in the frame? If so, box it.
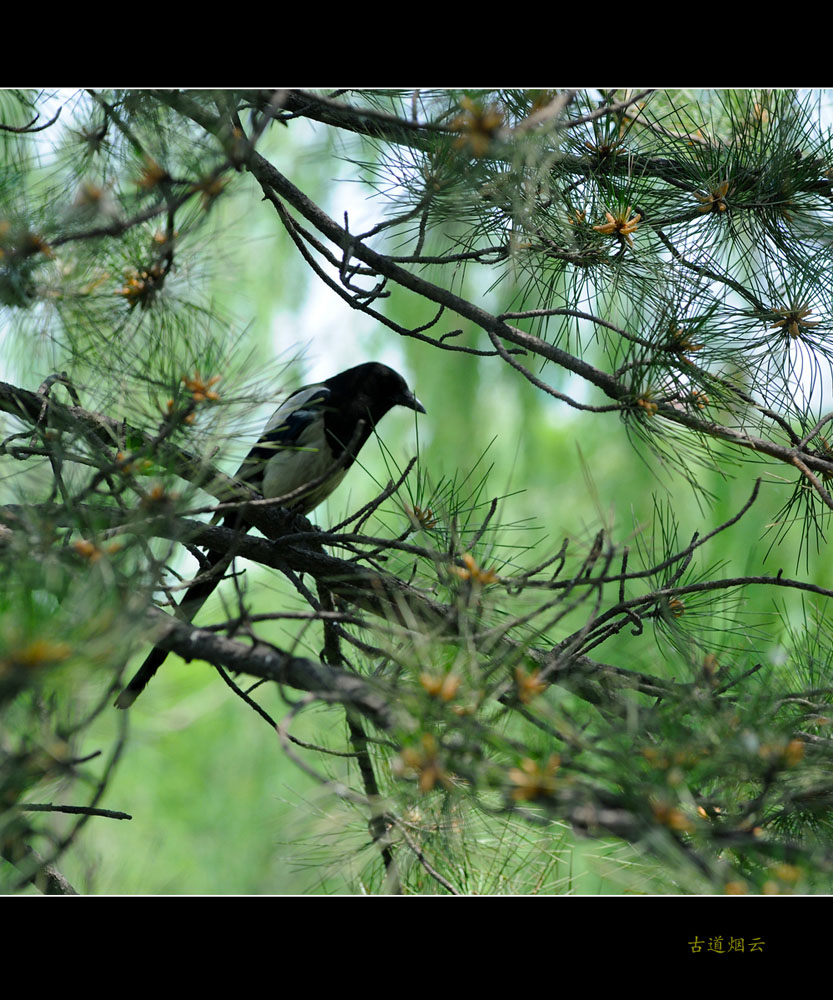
[261,419,347,512]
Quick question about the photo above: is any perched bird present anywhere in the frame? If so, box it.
[114,362,425,709]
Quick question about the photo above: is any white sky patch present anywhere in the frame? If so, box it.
[269,145,412,385]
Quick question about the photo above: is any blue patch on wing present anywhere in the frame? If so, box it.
[235,387,331,490]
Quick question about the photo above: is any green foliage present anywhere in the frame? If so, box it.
[4,88,833,896]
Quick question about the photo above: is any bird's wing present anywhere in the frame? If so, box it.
[234,384,334,498]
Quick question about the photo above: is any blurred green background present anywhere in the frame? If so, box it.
[3,98,830,894]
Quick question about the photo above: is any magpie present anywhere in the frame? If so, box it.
[114,362,425,709]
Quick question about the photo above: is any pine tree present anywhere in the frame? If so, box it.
[3,88,833,895]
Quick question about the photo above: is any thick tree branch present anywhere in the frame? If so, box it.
[142,607,399,730]
[0,379,253,504]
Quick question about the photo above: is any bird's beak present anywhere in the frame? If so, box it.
[400,390,426,414]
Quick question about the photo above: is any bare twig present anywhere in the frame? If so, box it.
[0,105,62,134]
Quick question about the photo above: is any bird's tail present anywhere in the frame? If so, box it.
[113,645,170,709]
[113,549,231,709]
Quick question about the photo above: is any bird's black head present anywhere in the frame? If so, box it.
[321,362,425,461]
[326,362,426,422]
